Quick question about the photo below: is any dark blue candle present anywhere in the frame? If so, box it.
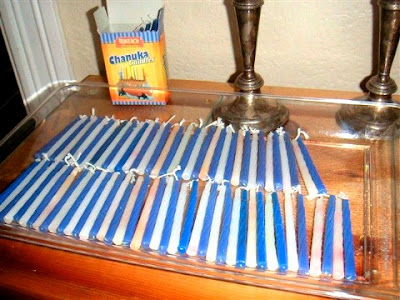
[297,194,309,275]
[284,132,300,189]
[322,195,335,274]
[223,132,238,182]
[239,131,251,187]
[256,190,267,270]
[236,189,248,268]
[216,183,232,265]
[273,132,283,191]
[159,126,184,175]
[207,128,227,180]
[342,199,356,281]
[257,131,266,188]
[272,192,287,272]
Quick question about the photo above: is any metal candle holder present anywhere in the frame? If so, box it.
[212,0,289,131]
[337,0,400,137]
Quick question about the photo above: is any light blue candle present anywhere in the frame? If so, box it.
[297,194,309,275]
[175,128,201,179]
[273,132,283,191]
[257,131,266,188]
[239,131,251,187]
[216,183,232,265]
[272,192,287,272]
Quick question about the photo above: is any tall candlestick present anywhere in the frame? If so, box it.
[332,197,344,280]
[342,199,356,281]
[216,183,232,265]
[231,129,244,186]
[239,131,251,187]
[225,188,241,266]
[256,130,266,188]
[246,190,257,268]
[265,132,274,192]
[297,194,309,275]
[199,126,224,180]
[309,197,325,277]
[272,192,287,272]
[322,195,335,275]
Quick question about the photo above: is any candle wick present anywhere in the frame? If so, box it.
[295,128,310,140]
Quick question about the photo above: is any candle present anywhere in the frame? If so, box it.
[177,180,199,254]
[159,179,181,254]
[167,181,190,254]
[140,177,167,249]
[199,125,224,181]
[256,130,266,188]
[29,168,79,230]
[264,132,274,192]
[158,126,184,176]
[204,127,227,181]
[180,127,207,180]
[95,173,133,241]
[190,125,217,180]
[167,124,195,174]
[130,178,161,250]
[272,192,287,272]
[225,188,241,266]
[151,124,181,176]
[17,165,74,227]
[206,184,226,262]
[197,183,219,257]
[273,132,283,191]
[114,176,150,245]
[74,172,118,239]
[239,131,251,187]
[332,196,344,280]
[246,190,257,268]
[284,132,300,191]
[149,176,175,250]
[121,120,155,172]
[284,192,299,272]
[264,192,278,271]
[342,199,356,281]
[231,130,244,186]
[216,183,232,265]
[186,181,213,256]
[309,197,325,277]
[114,122,148,172]
[256,190,266,270]
[214,126,234,184]
[247,130,259,189]
[2,161,60,224]
[322,195,335,275]
[222,131,238,182]
[57,171,104,235]
[297,194,309,275]
[236,189,248,268]
[278,129,291,192]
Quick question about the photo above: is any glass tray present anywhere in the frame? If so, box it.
[0,81,399,299]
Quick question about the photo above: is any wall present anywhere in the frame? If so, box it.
[57,0,400,95]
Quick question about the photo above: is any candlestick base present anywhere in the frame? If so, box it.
[212,94,289,131]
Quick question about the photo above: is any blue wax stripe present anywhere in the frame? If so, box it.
[322,195,335,274]
[216,183,232,265]
[141,177,167,249]
[48,118,91,159]
[114,122,149,172]
[342,199,356,281]
[207,129,227,180]
[273,132,283,191]
[14,163,66,222]
[35,117,81,158]
[71,172,113,237]
[256,191,267,270]
[236,189,248,268]
[272,192,287,272]
[159,179,180,254]
[103,182,135,245]
[145,123,172,175]
[27,167,75,228]
[39,170,90,232]
[77,120,116,163]
[284,133,299,188]
[0,161,52,221]
[297,138,327,195]
[102,121,138,169]
[159,126,184,175]
[122,176,151,245]
[197,183,219,257]
[191,126,216,180]
[177,180,199,254]
[297,194,309,275]
[223,132,238,181]
[57,171,102,234]
[257,131,266,187]
[239,131,251,186]
[0,161,40,205]
[88,174,125,240]
[175,128,201,179]
[68,118,103,156]
[131,123,161,169]
[89,122,126,165]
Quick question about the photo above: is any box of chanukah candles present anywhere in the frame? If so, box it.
[94,1,169,105]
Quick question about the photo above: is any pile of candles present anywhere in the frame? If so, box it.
[0,115,356,281]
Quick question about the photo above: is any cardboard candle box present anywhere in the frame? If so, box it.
[94,0,169,105]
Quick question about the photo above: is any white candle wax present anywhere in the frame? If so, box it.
[279,132,292,192]
[284,192,299,272]
[246,190,257,268]
[265,192,278,270]
[247,131,259,189]
[309,197,325,277]
[332,197,344,280]
[265,132,274,192]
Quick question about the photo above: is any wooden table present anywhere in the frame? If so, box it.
[0,77,397,299]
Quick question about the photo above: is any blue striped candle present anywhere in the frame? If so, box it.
[68,118,103,157]
[207,128,226,180]
[223,132,238,182]
[272,192,287,272]
[159,126,184,175]
[322,195,335,275]
[256,190,267,270]
[239,131,251,187]
[273,132,283,191]
[144,123,172,175]
[236,189,248,268]
[175,127,201,179]
[257,131,266,188]
[342,199,356,281]
[284,133,300,190]
[190,126,216,180]
[216,183,232,265]
[297,194,309,275]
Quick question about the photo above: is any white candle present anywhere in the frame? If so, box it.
[225,188,241,266]
[166,182,190,254]
[186,181,212,256]
[231,130,244,186]
[247,130,259,189]
[332,197,344,280]
[278,131,292,192]
[265,192,278,270]
[309,197,325,277]
[167,124,194,173]
[284,192,299,272]
[265,132,274,192]
[246,190,257,268]
[199,126,223,181]
[181,126,207,181]
[149,176,174,250]
[214,127,233,184]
